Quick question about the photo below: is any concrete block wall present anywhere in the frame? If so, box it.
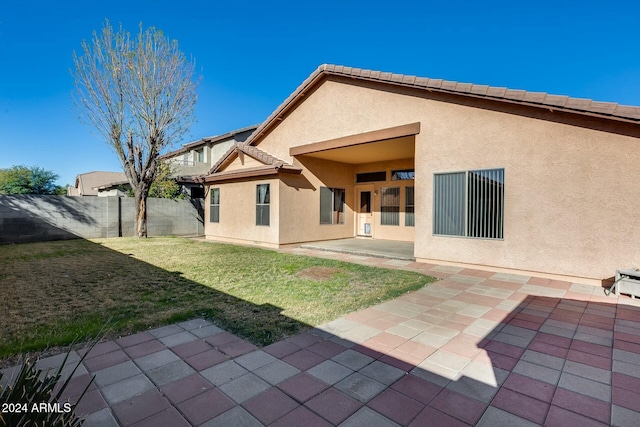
[0,195,203,244]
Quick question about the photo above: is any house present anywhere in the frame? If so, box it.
[67,171,128,196]
[68,125,258,199]
[196,64,640,286]
[160,124,258,198]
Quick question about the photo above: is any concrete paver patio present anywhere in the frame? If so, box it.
[2,247,640,426]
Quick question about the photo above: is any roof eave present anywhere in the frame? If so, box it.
[240,65,640,150]
[202,164,301,184]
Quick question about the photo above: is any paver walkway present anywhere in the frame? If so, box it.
[2,248,640,426]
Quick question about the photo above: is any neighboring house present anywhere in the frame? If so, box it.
[67,171,128,196]
[197,64,640,285]
[68,125,257,199]
[160,124,258,198]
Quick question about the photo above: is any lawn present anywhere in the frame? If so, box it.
[0,237,434,360]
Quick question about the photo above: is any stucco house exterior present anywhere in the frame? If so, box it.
[197,64,640,286]
[67,171,129,196]
[160,124,258,197]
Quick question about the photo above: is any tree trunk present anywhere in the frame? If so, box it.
[134,188,148,238]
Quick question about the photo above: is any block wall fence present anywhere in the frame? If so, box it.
[0,195,204,243]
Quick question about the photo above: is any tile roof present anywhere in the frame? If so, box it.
[206,143,301,176]
[237,144,295,169]
[243,64,640,149]
[201,64,640,183]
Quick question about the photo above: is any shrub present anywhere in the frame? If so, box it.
[0,350,93,426]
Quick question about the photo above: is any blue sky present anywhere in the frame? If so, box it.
[1,0,639,186]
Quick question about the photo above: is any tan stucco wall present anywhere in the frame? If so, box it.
[209,140,234,167]
[224,154,264,171]
[206,76,640,282]
[277,158,354,244]
[205,178,279,246]
[205,155,417,245]
[414,107,640,283]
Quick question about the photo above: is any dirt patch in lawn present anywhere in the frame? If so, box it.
[296,266,342,281]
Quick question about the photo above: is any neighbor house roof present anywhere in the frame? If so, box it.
[92,180,130,191]
[160,124,259,160]
[70,171,128,196]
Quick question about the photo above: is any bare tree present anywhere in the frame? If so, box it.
[73,20,198,237]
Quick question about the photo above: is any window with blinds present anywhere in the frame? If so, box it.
[433,169,504,239]
[381,187,400,226]
[320,187,345,225]
[405,186,415,227]
[256,184,270,226]
[210,188,220,223]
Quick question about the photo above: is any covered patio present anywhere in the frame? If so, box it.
[300,238,414,260]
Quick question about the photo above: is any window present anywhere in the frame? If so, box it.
[405,186,415,227]
[210,188,220,223]
[433,168,504,239]
[392,169,415,180]
[360,191,371,213]
[380,187,400,225]
[196,148,204,163]
[356,171,386,183]
[320,187,345,224]
[256,184,270,226]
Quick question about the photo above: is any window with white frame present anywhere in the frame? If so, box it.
[433,169,504,239]
[256,184,270,226]
[210,188,220,223]
[320,187,345,225]
[405,186,415,227]
[380,187,400,226]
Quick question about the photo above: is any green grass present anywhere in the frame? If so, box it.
[0,237,434,360]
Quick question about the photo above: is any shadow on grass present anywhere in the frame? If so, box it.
[0,237,309,360]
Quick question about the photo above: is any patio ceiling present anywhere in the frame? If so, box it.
[292,135,415,164]
[290,122,419,165]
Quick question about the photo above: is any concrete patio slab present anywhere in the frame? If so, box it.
[300,238,414,260]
